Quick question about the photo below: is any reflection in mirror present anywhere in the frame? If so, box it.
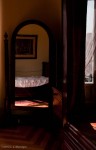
[14,22,51,108]
[4,20,62,121]
[15,24,49,78]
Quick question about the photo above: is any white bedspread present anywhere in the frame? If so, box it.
[15,76,49,87]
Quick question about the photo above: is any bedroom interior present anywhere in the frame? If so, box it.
[0,0,96,149]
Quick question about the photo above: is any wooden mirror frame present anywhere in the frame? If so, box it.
[9,19,57,108]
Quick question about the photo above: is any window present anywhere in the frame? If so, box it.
[85,0,94,83]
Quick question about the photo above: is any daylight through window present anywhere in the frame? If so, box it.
[85,0,94,83]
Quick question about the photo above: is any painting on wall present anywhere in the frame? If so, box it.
[15,34,38,59]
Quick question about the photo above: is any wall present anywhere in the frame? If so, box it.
[0,0,62,118]
[0,0,6,119]
[85,84,94,103]
[2,0,61,40]
[85,69,96,104]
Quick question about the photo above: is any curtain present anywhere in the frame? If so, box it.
[94,1,96,73]
[62,0,67,125]
[64,0,87,120]
[94,0,96,99]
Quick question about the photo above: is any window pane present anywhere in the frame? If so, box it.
[85,0,94,83]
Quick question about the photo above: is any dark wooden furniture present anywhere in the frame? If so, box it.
[4,20,57,122]
[42,62,49,77]
[15,83,53,112]
[62,123,96,150]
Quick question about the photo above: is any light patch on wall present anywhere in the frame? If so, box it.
[0,0,3,88]
[0,0,2,56]
[0,0,5,106]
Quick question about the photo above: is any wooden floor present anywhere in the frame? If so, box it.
[0,111,63,150]
[68,102,96,147]
[0,89,63,150]
[1,115,96,150]
[1,107,96,150]
[1,92,96,149]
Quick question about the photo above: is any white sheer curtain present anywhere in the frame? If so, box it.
[85,0,94,82]
[94,0,96,73]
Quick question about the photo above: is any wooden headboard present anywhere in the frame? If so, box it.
[42,62,49,77]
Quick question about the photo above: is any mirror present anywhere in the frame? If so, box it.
[10,20,56,104]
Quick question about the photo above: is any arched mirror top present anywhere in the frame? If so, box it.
[12,20,53,39]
